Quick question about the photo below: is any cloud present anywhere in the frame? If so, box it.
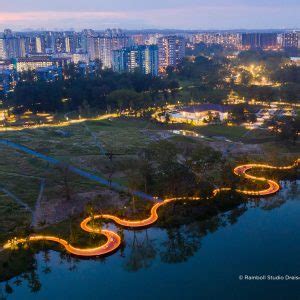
[0,11,137,30]
[0,3,299,30]
[0,11,127,22]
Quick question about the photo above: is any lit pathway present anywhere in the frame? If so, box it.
[83,123,107,156]
[0,187,33,214]
[31,178,46,227]
[0,139,157,202]
[0,113,118,132]
[1,138,299,257]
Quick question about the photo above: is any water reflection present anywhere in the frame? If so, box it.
[124,230,156,272]
[0,181,299,299]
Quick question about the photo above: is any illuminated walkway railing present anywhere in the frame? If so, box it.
[1,139,299,257]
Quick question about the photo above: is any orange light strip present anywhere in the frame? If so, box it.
[3,159,299,257]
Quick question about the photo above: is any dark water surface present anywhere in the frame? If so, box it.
[1,181,299,300]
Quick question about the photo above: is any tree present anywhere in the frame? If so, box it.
[56,163,72,201]
[229,104,247,124]
[106,89,142,111]
[165,113,170,124]
[267,115,300,145]
[160,228,198,263]
[240,70,253,85]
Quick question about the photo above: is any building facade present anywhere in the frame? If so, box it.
[282,32,299,49]
[158,36,185,71]
[191,33,241,48]
[168,104,230,125]
[241,33,279,49]
[0,38,6,59]
[88,29,130,68]
[16,57,53,72]
[112,45,158,76]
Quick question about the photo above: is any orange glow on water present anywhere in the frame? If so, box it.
[3,159,299,257]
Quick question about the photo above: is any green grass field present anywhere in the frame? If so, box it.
[0,194,31,244]
[0,116,298,246]
[0,117,162,241]
[194,124,248,141]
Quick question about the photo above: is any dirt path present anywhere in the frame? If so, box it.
[31,178,46,228]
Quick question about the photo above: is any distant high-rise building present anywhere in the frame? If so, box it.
[87,36,96,61]
[54,34,65,53]
[241,33,278,49]
[131,34,147,46]
[191,33,241,48]
[145,34,162,45]
[2,29,17,58]
[4,37,23,58]
[76,32,88,53]
[282,32,299,49]
[44,32,55,54]
[112,49,125,73]
[113,46,141,73]
[158,36,185,71]
[35,37,43,53]
[65,37,71,53]
[3,29,13,37]
[18,37,27,57]
[143,45,159,76]
[65,33,76,53]
[112,45,158,76]
[87,29,130,68]
[0,38,6,59]
[16,56,53,72]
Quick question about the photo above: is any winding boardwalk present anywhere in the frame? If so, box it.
[3,158,299,257]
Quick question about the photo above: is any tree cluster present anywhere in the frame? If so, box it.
[7,66,179,114]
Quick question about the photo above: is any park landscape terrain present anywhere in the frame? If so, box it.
[0,112,299,281]
[0,47,299,296]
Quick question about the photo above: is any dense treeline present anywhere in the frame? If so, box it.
[7,67,179,114]
[232,50,300,102]
[185,42,230,57]
[127,140,230,198]
[4,48,300,114]
[176,55,229,86]
[167,52,231,103]
[233,83,300,102]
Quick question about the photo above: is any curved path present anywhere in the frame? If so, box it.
[0,139,157,201]
[3,159,299,257]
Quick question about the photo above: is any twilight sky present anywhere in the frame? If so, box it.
[0,0,299,31]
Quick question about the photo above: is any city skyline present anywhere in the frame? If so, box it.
[0,0,300,31]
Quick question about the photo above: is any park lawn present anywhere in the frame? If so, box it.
[0,117,159,216]
[0,145,46,208]
[0,117,160,190]
[0,117,156,157]
[192,124,248,141]
[262,141,300,160]
[84,118,154,154]
[0,175,41,208]
[241,128,275,144]
[0,194,31,244]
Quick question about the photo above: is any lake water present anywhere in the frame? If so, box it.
[1,181,299,300]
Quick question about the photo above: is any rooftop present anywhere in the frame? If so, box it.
[181,104,231,113]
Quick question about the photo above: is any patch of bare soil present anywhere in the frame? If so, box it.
[141,129,173,141]
[34,189,128,227]
[207,140,263,156]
